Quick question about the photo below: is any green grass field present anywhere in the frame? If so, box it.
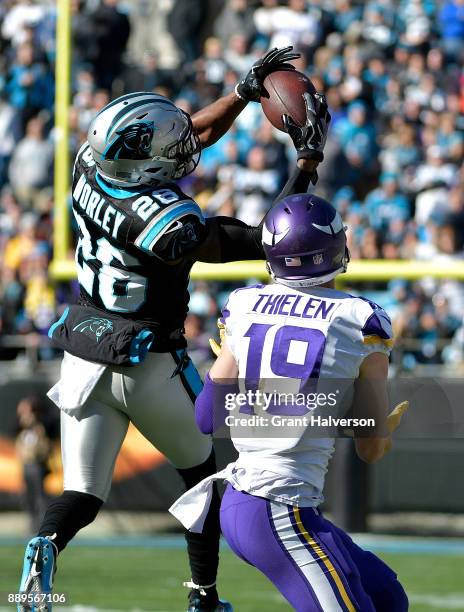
[1,539,464,611]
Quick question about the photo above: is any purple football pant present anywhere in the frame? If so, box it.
[220,485,408,612]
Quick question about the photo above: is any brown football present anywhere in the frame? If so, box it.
[260,69,316,132]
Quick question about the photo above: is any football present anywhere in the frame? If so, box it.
[260,69,316,132]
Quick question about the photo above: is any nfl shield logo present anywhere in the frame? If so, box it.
[313,253,323,265]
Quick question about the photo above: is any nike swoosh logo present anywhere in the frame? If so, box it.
[165,220,184,233]
[30,564,41,578]
[30,547,41,578]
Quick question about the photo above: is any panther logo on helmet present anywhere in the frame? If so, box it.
[103,121,155,161]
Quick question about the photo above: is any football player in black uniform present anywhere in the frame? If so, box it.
[17,47,330,612]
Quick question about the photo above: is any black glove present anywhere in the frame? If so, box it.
[283,92,331,162]
[235,46,301,103]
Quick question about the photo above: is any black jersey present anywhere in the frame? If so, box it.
[71,142,309,351]
[72,143,208,346]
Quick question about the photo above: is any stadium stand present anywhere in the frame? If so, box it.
[0,0,463,373]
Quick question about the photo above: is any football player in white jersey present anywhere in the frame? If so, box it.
[171,193,409,611]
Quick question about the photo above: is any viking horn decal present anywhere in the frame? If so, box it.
[312,212,344,235]
[262,223,290,246]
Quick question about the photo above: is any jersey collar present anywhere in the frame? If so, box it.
[95,171,156,199]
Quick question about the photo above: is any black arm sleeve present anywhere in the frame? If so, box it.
[193,216,263,263]
[192,166,313,263]
[269,166,313,210]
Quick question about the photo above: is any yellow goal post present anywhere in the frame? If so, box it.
[49,258,464,283]
[50,0,464,284]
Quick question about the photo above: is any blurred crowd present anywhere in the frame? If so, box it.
[15,395,53,532]
[0,0,463,370]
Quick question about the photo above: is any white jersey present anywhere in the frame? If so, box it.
[222,281,393,507]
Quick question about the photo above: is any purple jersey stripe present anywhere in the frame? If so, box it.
[361,312,391,340]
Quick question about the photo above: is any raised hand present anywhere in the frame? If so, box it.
[282,92,331,163]
[235,46,301,103]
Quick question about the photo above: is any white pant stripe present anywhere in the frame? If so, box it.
[269,501,344,612]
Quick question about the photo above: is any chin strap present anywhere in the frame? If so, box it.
[183,580,216,596]
[269,264,346,288]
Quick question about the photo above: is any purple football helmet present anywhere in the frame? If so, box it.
[262,193,349,287]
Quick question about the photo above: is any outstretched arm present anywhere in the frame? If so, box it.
[191,163,316,263]
[191,46,300,148]
[192,91,331,263]
[154,87,330,264]
[191,92,247,148]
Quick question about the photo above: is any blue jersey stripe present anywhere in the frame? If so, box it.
[139,202,204,251]
[48,306,70,339]
[176,350,203,397]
